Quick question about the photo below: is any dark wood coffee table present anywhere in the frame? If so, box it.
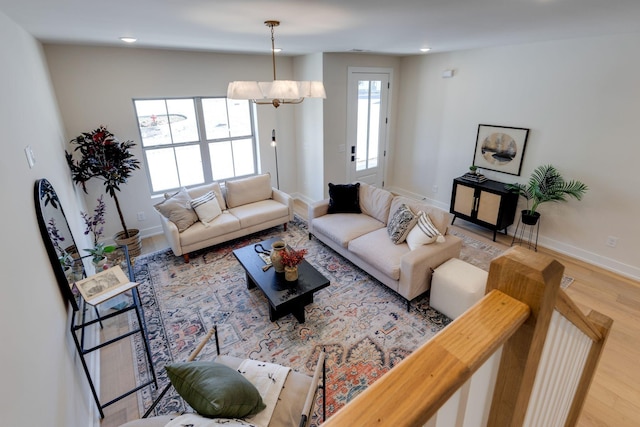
[232,237,329,323]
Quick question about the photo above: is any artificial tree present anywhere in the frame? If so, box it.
[66,125,140,239]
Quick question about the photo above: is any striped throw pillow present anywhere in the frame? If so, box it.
[191,191,222,223]
[406,211,445,250]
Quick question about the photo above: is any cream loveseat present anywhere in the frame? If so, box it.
[308,182,462,309]
[156,174,293,262]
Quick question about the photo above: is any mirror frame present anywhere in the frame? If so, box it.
[34,178,81,311]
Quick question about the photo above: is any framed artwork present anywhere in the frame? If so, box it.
[473,124,530,176]
[74,265,137,306]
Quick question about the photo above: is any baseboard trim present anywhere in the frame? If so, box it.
[537,235,640,281]
[384,185,640,281]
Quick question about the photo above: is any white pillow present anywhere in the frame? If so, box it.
[406,211,445,250]
[191,191,222,223]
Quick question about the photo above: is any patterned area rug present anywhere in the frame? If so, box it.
[449,228,574,289]
[130,218,573,424]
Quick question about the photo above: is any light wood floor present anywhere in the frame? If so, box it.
[99,200,640,426]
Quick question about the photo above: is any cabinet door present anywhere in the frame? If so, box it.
[476,190,501,225]
[453,184,476,217]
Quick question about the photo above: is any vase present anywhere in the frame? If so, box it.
[92,256,108,270]
[284,265,298,281]
[270,241,286,273]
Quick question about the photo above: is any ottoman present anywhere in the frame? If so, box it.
[430,258,488,319]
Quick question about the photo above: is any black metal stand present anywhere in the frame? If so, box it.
[511,215,540,252]
[70,245,157,418]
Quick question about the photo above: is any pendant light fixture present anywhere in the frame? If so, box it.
[227,20,326,108]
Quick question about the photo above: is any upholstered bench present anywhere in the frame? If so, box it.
[430,258,488,319]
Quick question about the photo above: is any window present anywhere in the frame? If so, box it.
[133,97,256,194]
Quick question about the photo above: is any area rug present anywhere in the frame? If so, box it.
[130,218,573,424]
[449,228,574,290]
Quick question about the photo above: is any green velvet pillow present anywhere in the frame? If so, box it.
[165,361,266,418]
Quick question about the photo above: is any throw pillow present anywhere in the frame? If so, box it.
[327,183,361,214]
[154,187,198,232]
[406,211,446,250]
[387,204,418,244]
[191,191,222,223]
[165,361,266,419]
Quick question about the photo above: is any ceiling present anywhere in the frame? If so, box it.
[2,0,640,56]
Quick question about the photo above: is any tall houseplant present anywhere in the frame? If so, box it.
[66,125,142,254]
[505,164,588,225]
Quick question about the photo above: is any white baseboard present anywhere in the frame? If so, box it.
[537,235,640,281]
[386,185,640,281]
[292,192,315,207]
[384,185,450,211]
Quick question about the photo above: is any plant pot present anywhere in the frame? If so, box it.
[270,241,286,273]
[113,229,142,258]
[92,256,108,270]
[284,265,298,282]
[521,210,541,225]
[64,266,74,282]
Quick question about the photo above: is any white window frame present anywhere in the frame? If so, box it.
[133,96,257,195]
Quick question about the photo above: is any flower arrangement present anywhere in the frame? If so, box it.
[47,218,72,268]
[280,248,308,268]
[81,195,115,263]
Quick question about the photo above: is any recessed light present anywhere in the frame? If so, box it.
[420,47,431,53]
[120,37,137,43]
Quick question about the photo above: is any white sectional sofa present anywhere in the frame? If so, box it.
[156,174,293,262]
[308,182,462,309]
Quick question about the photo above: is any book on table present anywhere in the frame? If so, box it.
[74,265,138,306]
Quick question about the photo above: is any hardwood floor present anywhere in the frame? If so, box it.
[99,200,640,426]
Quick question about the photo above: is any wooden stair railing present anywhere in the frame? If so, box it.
[322,247,612,427]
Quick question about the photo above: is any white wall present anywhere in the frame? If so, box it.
[393,33,640,279]
[322,53,402,197]
[43,44,296,239]
[293,53,325,203]
[0,11,95,427]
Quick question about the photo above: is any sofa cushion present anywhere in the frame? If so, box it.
[387,204,419,244]
[225,174,272,208]
[165,361,266,418]
[348,228,409,281]
[179,212,241,247]
[190,191,222,223]
[389,196,451,236]
[312,213,384,248]
[155,187,198,232]
[406,212,445,250]
[227,199,289,228]
[358,182,394,224]
[327,183,361,214]
[188,181,227,211]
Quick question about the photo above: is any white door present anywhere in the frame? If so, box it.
[347,69,390,187]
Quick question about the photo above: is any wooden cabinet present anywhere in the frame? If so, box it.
[450,177,518,241]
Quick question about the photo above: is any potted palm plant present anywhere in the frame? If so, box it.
[66,125,142,256]
[505,164,588,225]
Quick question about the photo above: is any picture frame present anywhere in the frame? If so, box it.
[74,265,138,306]
[473,124,530,176]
